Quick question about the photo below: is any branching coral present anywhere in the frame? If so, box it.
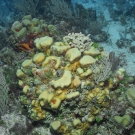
[63,32,93,52]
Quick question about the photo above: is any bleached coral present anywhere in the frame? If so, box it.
[63,32,93,52]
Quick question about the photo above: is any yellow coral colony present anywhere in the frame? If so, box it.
[17,35,112,133]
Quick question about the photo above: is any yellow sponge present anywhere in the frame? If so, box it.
[33,53,45,64]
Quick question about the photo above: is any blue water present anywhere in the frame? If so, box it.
[0,0,135,27]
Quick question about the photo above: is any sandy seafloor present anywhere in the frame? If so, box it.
[72,0,135,76]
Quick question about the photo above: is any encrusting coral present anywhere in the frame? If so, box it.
[16,32,133,135]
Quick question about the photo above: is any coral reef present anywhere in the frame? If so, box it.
[1,1,135,135]
[15,32,135,134]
